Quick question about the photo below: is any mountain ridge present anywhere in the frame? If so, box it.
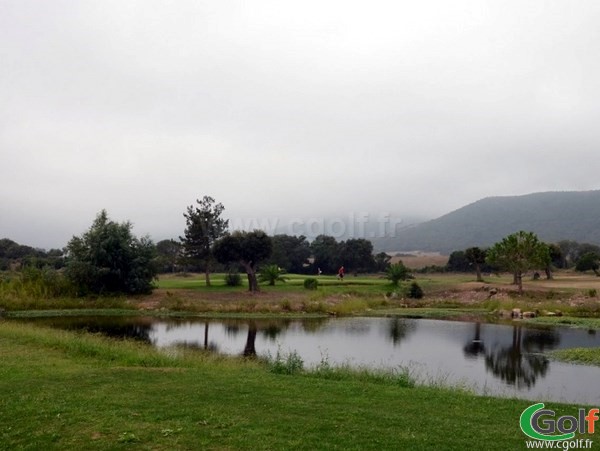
[372,190,600,253]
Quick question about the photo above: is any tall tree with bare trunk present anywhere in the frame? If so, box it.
[465,247,487,282]
[180,196,229,286]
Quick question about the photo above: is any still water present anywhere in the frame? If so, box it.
[17,316,600,404]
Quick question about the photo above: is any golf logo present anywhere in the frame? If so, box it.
[520,403,598,441]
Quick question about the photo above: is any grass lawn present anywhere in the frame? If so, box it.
[0,321,595,450]
[2,271,600,449]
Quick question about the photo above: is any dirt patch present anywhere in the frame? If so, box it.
[390,254,449,269]
[522,274,600,290]
[427,287,512,305]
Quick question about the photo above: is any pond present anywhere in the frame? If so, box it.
[14,316,600,405]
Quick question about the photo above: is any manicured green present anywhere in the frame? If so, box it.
[0,321,593,450]
[157,273,391,290]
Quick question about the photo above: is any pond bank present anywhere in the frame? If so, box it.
[8,314,600,404]
[0,321,593,449]
[5,305,600,331]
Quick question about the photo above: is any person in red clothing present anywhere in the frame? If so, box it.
[338,265,345,280]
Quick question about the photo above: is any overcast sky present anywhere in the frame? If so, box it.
[2,0,600,249]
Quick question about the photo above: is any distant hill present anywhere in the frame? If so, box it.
[372,190,600,253]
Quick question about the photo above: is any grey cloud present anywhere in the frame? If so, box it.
[1,0,600,248]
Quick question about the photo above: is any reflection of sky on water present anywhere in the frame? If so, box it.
[17,316,600,405]
[151,318,600,404]
[148,317,600,405]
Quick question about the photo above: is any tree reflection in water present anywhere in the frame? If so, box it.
[28,316,154,344]
[484,325,559,389]
[388,318,416,346]
[224,324,241,337]
[234,320,290,357]
[300,318,328,333]
[19,316,579,393]
[262,324,283,341]
[243,321,258,357]
[463,322,485,359]
[203,322,219,351]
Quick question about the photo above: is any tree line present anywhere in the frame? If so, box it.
[0,238,64,271]
[1,196,394,295]
[445,233,600,293]
[4,195,600,297]
[159,233,391,277]
[176,196,389,291]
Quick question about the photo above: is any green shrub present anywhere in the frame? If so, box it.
[301,301,326,313]
[65,210,157,295]
[224,272,242,287]
[303,278,319,290]
[329,298,368,315]
[268,349,304,375]
[312,353,414,387]
[258,264,288,286]
[0,267,76,300]
[407,281,424,299]
[386,262,410,286]
[280,299,292,311]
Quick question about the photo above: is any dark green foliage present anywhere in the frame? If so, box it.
[214,231,272,266]
[180,196,229,286]
[447,248,494,274]
[407,281,424,299]
[0,238,40,259]
[465,247,487,281]
[213,230,272,292]
[65,210,157,295]
[486,231,550,293]
[258,264,288,286]
[269,234,311,273]
[0,238,65,269]
[374,252,391,271]
[558,240,600,268]
[339,238,376,273]
[547,243,564,268]
[575,252,600,275]
[310,235,340,274]
[465,247,486,265]
[310,235,378,274]
[446,250,470,272]
[155,239,181,273]
[386,262,411,286]
[224,272,242,287]
[303,278,319,290]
